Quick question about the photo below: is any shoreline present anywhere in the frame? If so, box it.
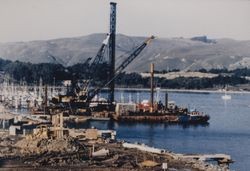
[0,104,233,170]
[111,87,250,94]
[0,132,231,171]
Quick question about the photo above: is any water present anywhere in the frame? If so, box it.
[70,90,250,171]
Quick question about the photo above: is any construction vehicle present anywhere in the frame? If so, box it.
[48,2,154,115]
[67,34,110,99]
[50,36,155,114]
[85,36,155,103]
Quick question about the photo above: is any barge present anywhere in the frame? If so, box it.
[113,64,210,124]
[113,100,210,124]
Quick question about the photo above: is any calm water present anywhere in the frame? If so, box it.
[71,90,250,171]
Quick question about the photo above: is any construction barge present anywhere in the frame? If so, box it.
[112,63,210,124]
[113,109,209,124]
[113,101,209,124]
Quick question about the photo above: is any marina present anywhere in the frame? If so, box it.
[0,63,210,125]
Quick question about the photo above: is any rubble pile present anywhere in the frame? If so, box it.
[82,143,195,170]
[0,136,88,167]
[11,136,89,167]
[15,136,83,154]
[0,136,230,170]
[0,136,21,157]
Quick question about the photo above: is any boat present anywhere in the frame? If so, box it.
[221,94,231,100]
[221,86,231,100]
[221,90,231,100]
[90,117,110,121]
[179,110,210,124]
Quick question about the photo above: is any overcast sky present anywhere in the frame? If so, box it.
[0,0,250,42]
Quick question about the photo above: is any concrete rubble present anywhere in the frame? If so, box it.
[0,109,231,170]
[0,132,230,171]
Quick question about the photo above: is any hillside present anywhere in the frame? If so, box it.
[0,34,250,72]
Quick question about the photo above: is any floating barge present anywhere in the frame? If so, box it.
[113,113,210,124]
[113,101,210,124]
[112,64,210,124]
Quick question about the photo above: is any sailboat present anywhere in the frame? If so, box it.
[222,93,231,100]
[221,86,231,100]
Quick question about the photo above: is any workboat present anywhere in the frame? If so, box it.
[178,110,210,124]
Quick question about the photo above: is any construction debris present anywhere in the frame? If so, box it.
[0,134,230,171]
[139,160,159,167]
[92,148,109,157]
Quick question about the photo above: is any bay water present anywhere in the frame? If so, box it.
[73,90,250,171]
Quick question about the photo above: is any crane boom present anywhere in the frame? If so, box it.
[115,36,154,74]
[82,34,109,71]
[86,35,155,102]
[82,34,110,92]
[89,34,110,70]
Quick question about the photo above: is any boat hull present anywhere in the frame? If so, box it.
[113,111,209,124]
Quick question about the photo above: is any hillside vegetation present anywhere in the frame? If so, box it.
[0,34,250,72]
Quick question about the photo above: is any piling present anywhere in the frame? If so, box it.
[44,85,48,108]
[108,2,117,103]
[165,92,168,110]
[150,63,154,113]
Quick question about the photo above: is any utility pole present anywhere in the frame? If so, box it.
[108,2,116,103]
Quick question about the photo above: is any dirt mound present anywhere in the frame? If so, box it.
[15,137,83,154]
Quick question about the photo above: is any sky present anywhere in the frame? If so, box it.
[0,0,250,42]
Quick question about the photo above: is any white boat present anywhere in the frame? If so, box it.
[221,86,231,100]
[221,90,231,100]
[222,94,231,100]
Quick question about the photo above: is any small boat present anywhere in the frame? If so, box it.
[221,86,231,100]
[90,117,110,121]
[178,111,210,124]
[221,94,231,100]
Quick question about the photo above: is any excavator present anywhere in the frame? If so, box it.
[50,35,155,115]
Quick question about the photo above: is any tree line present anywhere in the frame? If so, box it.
[0,58,249,89]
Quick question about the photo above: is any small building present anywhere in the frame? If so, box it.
[9,125,21,136]
[98,129,116,140]
[0,113,15,129]
[69,128,116,140]
[62,80,71,87]
[85,128,99,140]
[115,103,136,116]
[168,101,176,110]
[51,113,69,139]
